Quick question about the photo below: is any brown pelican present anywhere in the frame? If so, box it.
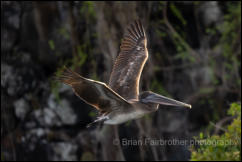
[56,20,191,127]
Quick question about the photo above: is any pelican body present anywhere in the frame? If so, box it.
[57,20,191,127]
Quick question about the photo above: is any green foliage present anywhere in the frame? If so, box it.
[144,114,152,120]
[58,27,70,40]
[1,150,4,161]
[125,120,132,127]
[169,3,187,26]
[48,40,55,51]
[198,87,215,95]
[49,77,61,104]
[190,103,241,161]
[174,50,195,63]
[88,111,97,118]
[80,1,96,20]
[205,28,217,35]
[220,3,241,65]
[228,103,241,117]
[81,151,96,161]
[90,72,99,81]
[150,79,170,97]
[72,45,88,68]
[155,28,167,38]
[210,2,241,90]
[169,25,196,63]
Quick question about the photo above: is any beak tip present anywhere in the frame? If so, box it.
[188,104,192,109]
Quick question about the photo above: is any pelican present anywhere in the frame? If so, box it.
[56,20,191,127]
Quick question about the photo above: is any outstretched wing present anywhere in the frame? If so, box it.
[56,67,131,114]
[109,20,148,100]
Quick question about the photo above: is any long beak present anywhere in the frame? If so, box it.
[143,93,192,109]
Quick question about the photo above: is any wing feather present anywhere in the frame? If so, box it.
[109,20,148,100]
[57,67,130,114]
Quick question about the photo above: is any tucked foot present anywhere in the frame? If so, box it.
[86,115,109,128]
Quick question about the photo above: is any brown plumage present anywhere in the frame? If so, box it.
[56,20,191,127]
[57,67,130,115]
[109,20,148,100]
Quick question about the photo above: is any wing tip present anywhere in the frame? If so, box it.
[135,19,145,37]
[120,19,146,52]
[125,19,146,40]
[54,66,82,85]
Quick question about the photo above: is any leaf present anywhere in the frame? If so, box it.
[48,40,55,51]
[170,3,187,26]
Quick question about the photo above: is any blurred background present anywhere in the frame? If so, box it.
[1,1,241,161]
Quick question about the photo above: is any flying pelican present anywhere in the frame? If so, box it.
[56,20,191,127]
